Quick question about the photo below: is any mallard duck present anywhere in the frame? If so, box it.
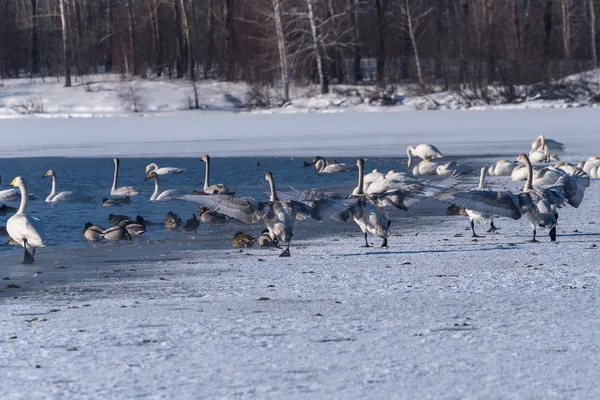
[198,206,228,226]
[232,231,256,248]
[182,214,200,233]
[83,223,105,242]
[102,197,131,207]
[117,219,147,237]
[102,226,132,244]
[0,226,8,236]
[258,229,275,247]
[107,213,131,225]
[0,204,17,216]
[164,211,182,230]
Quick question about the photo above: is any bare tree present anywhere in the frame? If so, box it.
[58,0,72,86]
[399,0,433,86]
[589,0,598,67]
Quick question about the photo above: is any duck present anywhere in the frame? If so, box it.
[118,219,147,237]
[42,170,93,203]
[436,154,590,242]
[177,172,334,257]
[107,213,132,225]
[199,155,233,195]
[198,206,229,226]
[145,171,183,201]
[487,160,518,176]
[0,204,17,216]
[164,211,182,230]
[232,232,256,248]
[258,229,275,247]
[5,177,46,264]
[312,156,353,173]
[406,144,443,169]
[111,158,141,197]
[102,225,132,244]
[82,223,105,242]
[101,197,132,207]
[182,214,200,233]
[145,163,185,176]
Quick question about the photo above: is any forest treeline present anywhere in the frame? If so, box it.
[1,0,599,100]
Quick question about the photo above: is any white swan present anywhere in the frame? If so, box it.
[201,155,233,194]
[362,169,385,191]
[365,174,417,194]
[511,164,540,181]
[412,159,441,176]
[531,135,565,154]
[406,144,443,168]
[312,156,352,173]
[42,170,92,203]
[145,163,185,176]
[436,154,590,242]
[436,161,473,177]
[554,162,580,176]
[145,171,183,202]
[464,168,498,237]
[582,156,600,174]
[6,177,46,264]
[111,158,141,197]
[532,166,567,186]
[384,169,413,181]
[177,172,334,257]
[488,160,517,176]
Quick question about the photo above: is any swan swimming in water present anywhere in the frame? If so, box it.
[312,156,353,173]
[406,144,443,169]
[6,177,46,264]
[111,158,141,197]
[145,171,183,202]
[43,170,93,203]
[529,136,564,163]
[436,154,589,242]
[145,163,185,176]
[199,155,234,195]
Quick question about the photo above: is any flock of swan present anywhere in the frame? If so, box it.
[0,135,595,264]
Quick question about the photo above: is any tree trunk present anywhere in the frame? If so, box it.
[306,0,328,94]
[224,0,236,80]
[590,0,598,67]
[150,0,163,76]
[173,0,185,78]
[179,0,194,79]
[31,0,39,75]
[404,0,424,86]
[58,0,71,86]
[125,0,138,76]
[204,0,214,79]
[374,0,385,85]
[561,0,571,59]
[543,0,553,78]
[272,0,289,102]
[104,0,114,72]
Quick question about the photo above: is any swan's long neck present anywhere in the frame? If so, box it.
[407,147,413,168]
[540,136,546,153]
[354,160,365,195]
[151,175,160,201]
[203,158,210,191]
[314,157,324,172]
[17,182,28,214]
[267,175,278,201]
[523,156,534,191]
[112,160,119,192]
[46,175,58,201]
[477,168,486,189]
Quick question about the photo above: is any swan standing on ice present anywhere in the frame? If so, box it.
[529,136,564,163]
[145,163,185,176]
[406,144,443,168]
[488,160,517,176]
[111,158,141,197]
[464,168,498,237]
[145,171,183,201]
[42,170,93,203]
[199,155,233,195]
[437,154,589,242]
[6,177,46,264]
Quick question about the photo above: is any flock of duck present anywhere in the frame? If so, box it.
[0,135,595,264]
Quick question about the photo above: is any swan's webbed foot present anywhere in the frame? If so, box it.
[381,238,388,248]
[361,233,370,248]
[487,222,500,233]
[22,240,35,264]
[470,221,484,238]
[526,229,539,243]
[279,244,291,257]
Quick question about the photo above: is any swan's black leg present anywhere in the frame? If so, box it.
[528,229,539,243]
[471,220,484,238]
[22,239,35,265]
[549,227,557,242]
[487,221,499,233]
[361,232,370,248]
[381,238,388,248]
[279,242,291,257]
[272,238,282,249]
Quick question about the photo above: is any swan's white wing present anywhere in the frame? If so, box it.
[547,172,590,208]
[544,139,566,154]
[51,191,92,203]
[177,194,262,223]
[436,189,524,220]
[155,189,185,202]
[308,198,360,221]
[7,214,46,247]
[156,167,186,175]
[377,175,461,210]
[277,187,344,201]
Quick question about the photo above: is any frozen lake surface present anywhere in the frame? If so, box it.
[1,109,600,398]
